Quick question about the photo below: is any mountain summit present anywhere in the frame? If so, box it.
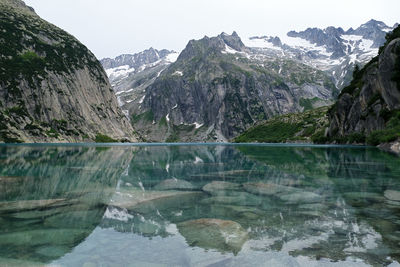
[125,32,335,142]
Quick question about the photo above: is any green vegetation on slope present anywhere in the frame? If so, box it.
[95,134,117,143]
[234,106,329,143]
[366,111,400,145]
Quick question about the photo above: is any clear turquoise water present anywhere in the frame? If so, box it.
[0,144,400,266]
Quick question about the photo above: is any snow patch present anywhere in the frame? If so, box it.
[222,44,240,54]
[359,39,374,52]
[116,96,123,106]
[116,88,134,96]
[105,65,135,82]
[244,38,282,51]
[280,35,332,57]
[173,71,183,76]
[341,35,363,42]
[122,109,129,118]
[193,122,203,129]
[165,52,179,63]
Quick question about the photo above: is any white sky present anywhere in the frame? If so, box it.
[23,0,399,59]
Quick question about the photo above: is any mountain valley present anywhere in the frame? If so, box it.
[102,20,395,142]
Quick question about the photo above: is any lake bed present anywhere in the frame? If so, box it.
[0,144,400,266]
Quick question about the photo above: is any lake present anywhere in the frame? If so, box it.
[0,144,400,266]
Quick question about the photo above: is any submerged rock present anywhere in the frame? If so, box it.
[11,203,93,220]
[243,182,297,196]
[202,181,240,196]
[0,257,43,267]
[0,199,67,213]
[384,190,400,202]
[200,192,261,206]
[385,200,400,207]
[343,192,385,207]
[297,210,325,218]
[279,192,323,204]
[343,192,385,203]
[298,203,327,210]
[137,221,160,236]
[44,209,105,229]
[154,179,196,191]
[35,245,70,258]
[177,218,248,255]
[0,229,89,246]
[109,189,203,214]
[208,205,264,222]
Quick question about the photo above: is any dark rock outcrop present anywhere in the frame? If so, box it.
[288,27,346,59]
[328,25,400,150]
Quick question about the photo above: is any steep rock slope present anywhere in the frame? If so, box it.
[0,0,136,143]
[133,32,335,142]
[328,25,400,148]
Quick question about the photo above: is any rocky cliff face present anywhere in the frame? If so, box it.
[328,25,400,147]
[0,0,136,143]
[132,32,335,142]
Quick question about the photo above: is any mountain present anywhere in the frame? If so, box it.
[100,48,179,118]
[101,48,178,87]
[0,0,136,143]
[327,25,400,152]
[247,19,395,89]
[128,32,336,142]
[235,25,400,154]
[102,20,393,142]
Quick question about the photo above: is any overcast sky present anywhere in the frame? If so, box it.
[24,0,399,59]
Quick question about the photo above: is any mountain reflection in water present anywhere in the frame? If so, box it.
[0,144,400,266]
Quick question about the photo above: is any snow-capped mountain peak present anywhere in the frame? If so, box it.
[245,19,395,88]
[101,48,178,85]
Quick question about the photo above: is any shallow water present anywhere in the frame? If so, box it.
[0,144,400,266]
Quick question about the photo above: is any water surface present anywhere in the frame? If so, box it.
[1,144,400,266]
